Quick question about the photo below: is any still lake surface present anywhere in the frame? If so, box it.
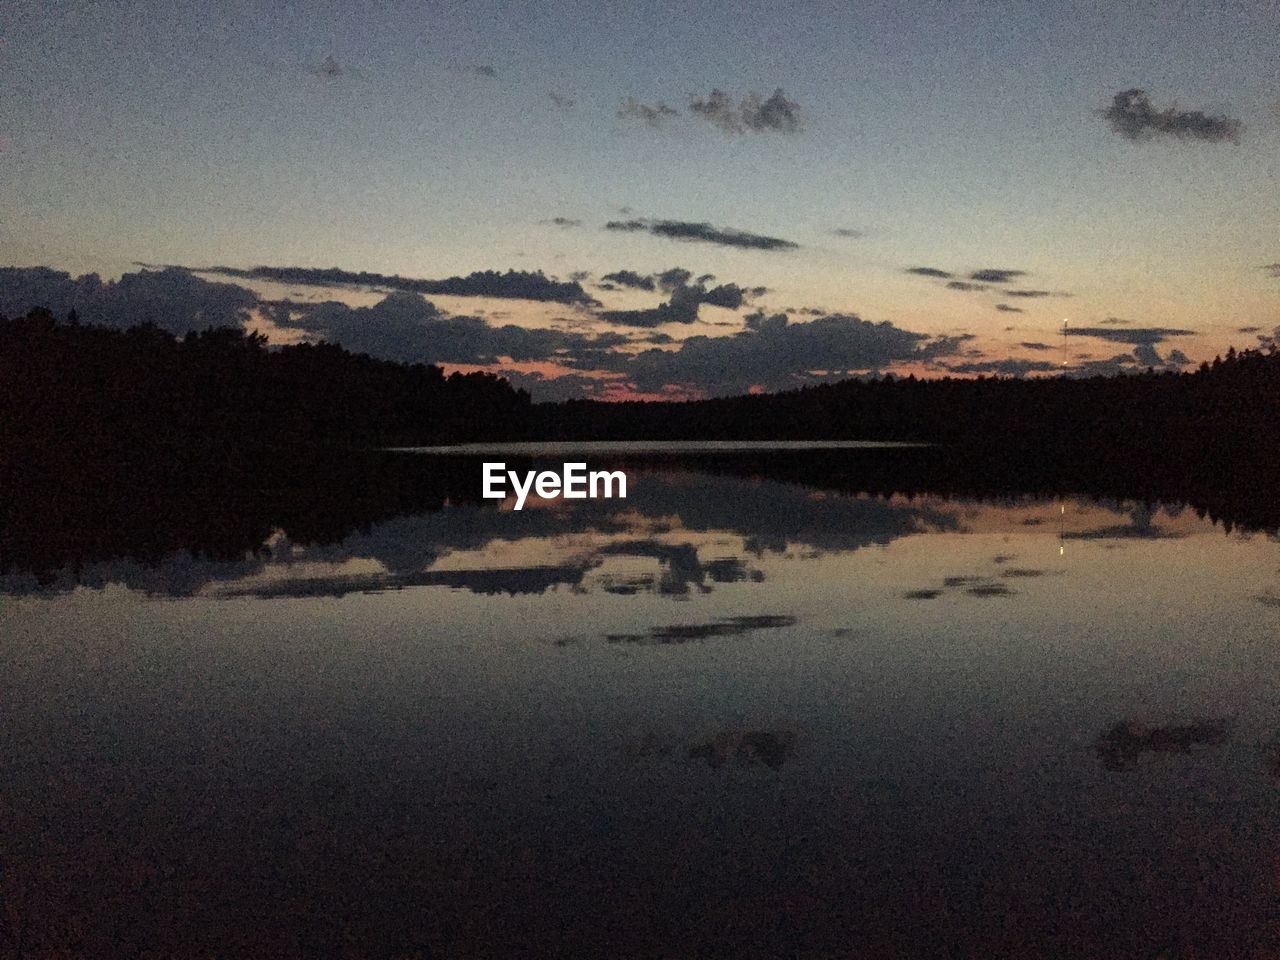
[3,443,1280,958]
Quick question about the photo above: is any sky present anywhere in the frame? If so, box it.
[2,0,1278,399]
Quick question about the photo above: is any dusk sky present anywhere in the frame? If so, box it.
[3,0,1278,398]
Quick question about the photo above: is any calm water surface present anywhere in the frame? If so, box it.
[3,448,1280,958]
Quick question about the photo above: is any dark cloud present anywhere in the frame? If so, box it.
[1072,337,1190,372]
[1133,342,1162,366]
[689,88,802,134]
[657,267,695,290]
[1238,325,1262,333]
[0,266,256,335]
[191,264,597,306]
[1252,326,1280,350]
[688,89,738,133]
[469,64,497,78]
[547,91,575,111]
[1065,326,1194,345]
[1100,316,1131,325]
[995,304,1024,313]
[833,228,863,239]
[268,291,624,365]
[601,311,966,394]
[1005,289,1062,298]
[1070,354,1141,377]
[617,97,680,127]
[1101,89,1243,144]
[596,273,765,327]
[742,89,802,133]
[604,218,798,251]
[945,359,1059,376]
[969,269,1025,283]
[1262,263,1280,278]
[942,349,1189,378]
[600,269,656,291]
[542,216,581,228]
[700,283,764,309]
[1020,342,1052,351]
[598,291,701,327]
[909,266,1033,286]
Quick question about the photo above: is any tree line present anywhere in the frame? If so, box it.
[535,345,1280,464]
[3,308,1279,469]
[0,308,531,454]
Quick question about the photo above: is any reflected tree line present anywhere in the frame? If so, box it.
[4,310,1280,584]
[3,443,1280,590]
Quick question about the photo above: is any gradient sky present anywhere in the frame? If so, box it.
[3,0,1278,397]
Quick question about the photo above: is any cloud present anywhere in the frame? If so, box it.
[190,264,597,305]
[547,91,575,111]
[700,282,764,309]
[908,266,1031,285]
[833,228,863,239]
[1064,325,1196,370]
[1252,326,1280,349]
[604,218,798,251]
[600,269,656,291]
[995,304,1024,313]
[1262,263,1280,278]
[741,89,802,133]
[0,266,257,335]
[1101,89,1243,143]
[1064,326,1194,345]
[1020,342,1052,350]
[1133,342,1162,366]
[687,89,738,133]
[596,273,766,327]
[542,216,580,228]
[942,352,1179,378]
[598,291,701,327]
[944,359,1060,376]
[657,267,696,289]
[1005,289,1062,298]
[601,311,966,394]
[269,291,624,365]
[617,97,681,127]
[469,64,497,78]
[969,269,1025,283]
[689,88,802,134]
[1100,316,1131,325]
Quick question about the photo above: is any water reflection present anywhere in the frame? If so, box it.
[687,730,795,770]
[5,446,1280,957]
[3,448,1276,601]
[1094,719,1231,771]
[605,614,797,644]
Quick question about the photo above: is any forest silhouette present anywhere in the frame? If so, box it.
[3,307,1280,479]
[0,308,531,454]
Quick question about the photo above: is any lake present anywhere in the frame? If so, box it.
[3,444,1279,958]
